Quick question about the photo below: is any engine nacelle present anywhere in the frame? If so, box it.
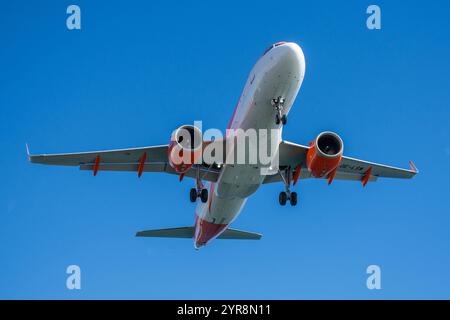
[168,125,203,174]
[306,131,344,178]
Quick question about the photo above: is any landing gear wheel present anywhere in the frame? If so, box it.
[278,166,299,207]
[200,188,209,203]
[275,114,281,125]
[281,114,287,125]
[290,192,297,206]
[272,96,285,126]
[190,188,198,203]
[279,191,287,206]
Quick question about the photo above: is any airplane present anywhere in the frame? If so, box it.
[28,41,418,249]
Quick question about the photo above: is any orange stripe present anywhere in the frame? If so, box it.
[93,155,100,176]
[137,152,147,178]
[362,167,372,187]
[292,165,301,186]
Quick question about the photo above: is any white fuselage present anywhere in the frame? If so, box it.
[194,42,305,248]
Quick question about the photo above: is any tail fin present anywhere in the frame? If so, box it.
[136,227,262,240]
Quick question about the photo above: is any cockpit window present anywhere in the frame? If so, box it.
[263,45,274,55]
[262,42,287,55]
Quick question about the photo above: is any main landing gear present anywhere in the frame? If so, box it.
[189,165,208,203]
[278,166,298,206]
[272,96,287,125]
[190,188,208,203]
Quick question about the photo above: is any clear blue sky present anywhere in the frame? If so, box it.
[1,0,449,299]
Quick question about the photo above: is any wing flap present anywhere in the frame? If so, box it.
[263,169,378,184]
[79,163,220,182]
[338,156,417,179]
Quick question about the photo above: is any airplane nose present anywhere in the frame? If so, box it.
[277,42,306,79]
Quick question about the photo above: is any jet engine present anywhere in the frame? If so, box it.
[168,125,203,174]
[306,131,344,178]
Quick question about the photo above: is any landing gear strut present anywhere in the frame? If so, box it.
[189,165,208,203]
[278,166,298,206]
[272,96,287,125]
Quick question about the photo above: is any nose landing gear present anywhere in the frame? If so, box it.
[275,114,287,126]
[272,96,287,125]
[278,166,298,206]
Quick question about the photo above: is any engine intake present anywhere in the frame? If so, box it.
[306,132,343,178]
[168,125,203,173]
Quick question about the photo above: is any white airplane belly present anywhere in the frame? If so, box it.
[196,182,247,225]
[195,42,306,230]
[216,60,302,199]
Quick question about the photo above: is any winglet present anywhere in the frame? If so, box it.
[409,160,419,173]
[25,143,31,161]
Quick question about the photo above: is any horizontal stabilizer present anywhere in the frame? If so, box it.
[218,228,262,240]
[136,227,262,240]
[136,227,194,238]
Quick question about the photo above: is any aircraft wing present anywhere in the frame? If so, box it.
[28,144,169,165]
[27,144,221,182]
[263,140,418,184]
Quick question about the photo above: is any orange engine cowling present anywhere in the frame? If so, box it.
[306,131,344,178]
[168,125,203,174]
